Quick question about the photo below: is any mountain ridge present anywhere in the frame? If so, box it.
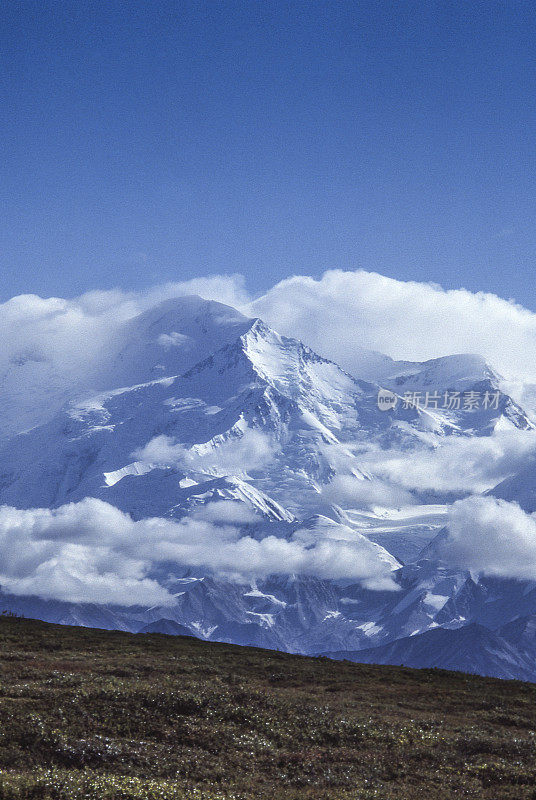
[1,295,536,679]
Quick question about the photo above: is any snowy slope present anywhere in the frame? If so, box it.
[340,505,449,564]
[324,623,536,681]
[1,295,536,678]
[0,307,442,518]
[376,354,534,434]
[488,461,536,511]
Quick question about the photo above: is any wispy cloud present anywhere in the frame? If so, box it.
[357,429,536,494]
[134,427,275,477]
[321,474,415,509]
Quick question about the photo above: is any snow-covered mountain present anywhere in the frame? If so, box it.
[378,353,532,434]
[488,461,536,511]
[0,299,467,517]
[1,295,536,679]
[325,623,536,682]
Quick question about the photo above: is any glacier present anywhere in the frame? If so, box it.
[1,294,536,680]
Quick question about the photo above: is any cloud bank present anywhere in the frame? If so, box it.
[359,429,536,495]
[251,270,536,383]
[5,268,536,439]
[0,497,397,604]
[321,474,415,510]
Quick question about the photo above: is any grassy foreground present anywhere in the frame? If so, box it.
[0,617,535,799]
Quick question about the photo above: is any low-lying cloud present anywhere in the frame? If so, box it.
[321,474,415,510]
[0,497,397,604]
[134,427,275,477]
[358,429,536,495]
[440,496,536,581]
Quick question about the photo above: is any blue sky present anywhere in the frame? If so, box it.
[1,1,536,306]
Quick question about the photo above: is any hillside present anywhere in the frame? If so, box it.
[0,617,536,799]
[1,296,536,678]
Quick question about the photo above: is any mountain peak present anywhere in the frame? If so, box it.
[101,296,254,389]
[382,352,497,391]
[236,315,361,400]
[132,295,250,331]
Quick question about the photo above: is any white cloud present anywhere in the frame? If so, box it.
[135,428,275,477]
[0,497,397,604]
[440,496,536,581]
[321,474,415,509]
[0,275,248,438]
[251,269,536,382]
[145,274,249,310]
[0,500,172,606]
[157,332,190,349]
[359,429,536,494]
[149,516,397,589]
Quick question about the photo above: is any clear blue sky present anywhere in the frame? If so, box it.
[1,1,536,305]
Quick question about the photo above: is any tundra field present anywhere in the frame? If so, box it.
[0,616,535,799]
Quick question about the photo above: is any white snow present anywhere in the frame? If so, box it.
[103,461,159,487]
[1,293,535,674]
[423,593,449,611]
